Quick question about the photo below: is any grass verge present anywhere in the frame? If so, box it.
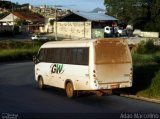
[0,48,38,62]
[0,40,44,62]
[119,52,160,99]
[137,70,160,99]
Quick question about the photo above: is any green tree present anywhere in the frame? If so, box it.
[104,0,152,29]
[0,1,12,9]
[144,0,160,32]
[105,0,142,23]
[49,19,54,33]
[0,1,18,10]
[14,18,28,26]
[0,1,27,12]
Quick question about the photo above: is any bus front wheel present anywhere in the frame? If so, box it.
[65,82,76,98]
[38,76,45,90]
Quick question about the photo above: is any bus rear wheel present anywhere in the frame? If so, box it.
[96,91,106,96]
[38,77,45,90]
[66,82,76,98]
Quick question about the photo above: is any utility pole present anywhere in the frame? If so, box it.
[84,22,85,38]
[55,8,57,41]
[54,5,61,41]
[11,0,15,33]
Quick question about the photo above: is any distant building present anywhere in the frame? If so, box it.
[0,12,45,33]
[0,7,8,14]
[31,6,68,18]
[0,13,15,26]
[21,3,33,10]
[54,11,117,39]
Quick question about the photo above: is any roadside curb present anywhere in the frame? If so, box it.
[120,94,160,104]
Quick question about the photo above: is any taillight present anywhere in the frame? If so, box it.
[130,68,133,80]
[93,74,96,78]
[93,70,97,78]
[130,68,133,75]
[93,70,96,73]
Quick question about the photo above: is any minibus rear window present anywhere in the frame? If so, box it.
[95,40,131,64]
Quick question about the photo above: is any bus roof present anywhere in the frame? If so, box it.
[40,38,126,48]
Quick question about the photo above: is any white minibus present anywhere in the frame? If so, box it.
[33,38,133,98]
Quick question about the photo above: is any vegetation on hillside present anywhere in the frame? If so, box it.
[104,0,160,33]
[121,40,160,99]
[0,1,30,12]
[137,70,160,99]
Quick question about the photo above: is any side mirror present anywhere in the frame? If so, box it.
[33,55,39,64]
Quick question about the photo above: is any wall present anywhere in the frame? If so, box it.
[126,37,160,46]
[140,32,159,38]
[54,22,92,39]
[0,26,12,31]
[133,29,159,38]
[39,26,46,33]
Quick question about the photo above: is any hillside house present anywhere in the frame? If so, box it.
[0,12,45,33]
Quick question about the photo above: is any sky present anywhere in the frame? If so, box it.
[11,0,105,12]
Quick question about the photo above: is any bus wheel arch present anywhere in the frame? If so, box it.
[65,79,77,98]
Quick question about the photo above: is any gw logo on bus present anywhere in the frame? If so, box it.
[50,64,64,74]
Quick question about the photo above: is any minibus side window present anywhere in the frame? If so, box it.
[40,48,89,65]
[66,48,71,64]
[77,48,83,65]
[43,49,48,62]
[71,48,78,65]
[55,48,61,63]
[83,48,89,65]
[37,49,45,62]
[61,48,67,64]
[77,48,89,65]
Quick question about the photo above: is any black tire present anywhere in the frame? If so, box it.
[96,91,106,96]
[38,76,45,90]
[65,82,77,98]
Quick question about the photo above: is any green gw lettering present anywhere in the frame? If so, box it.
[51,64,64,74]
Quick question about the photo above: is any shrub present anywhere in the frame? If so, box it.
[145,40,156,53]
[148,70,160,98]
[136,40,158,54]
[153,54,160,64]
[132,54,154,65]
[136,41,146,54]
[137,70,160,99]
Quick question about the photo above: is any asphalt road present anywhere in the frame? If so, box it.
[0,62,160,118]
[0,34,31,41]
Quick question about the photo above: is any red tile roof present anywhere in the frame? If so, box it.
[12,12,44,23]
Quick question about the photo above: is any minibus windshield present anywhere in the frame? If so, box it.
[95,40,131,64]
